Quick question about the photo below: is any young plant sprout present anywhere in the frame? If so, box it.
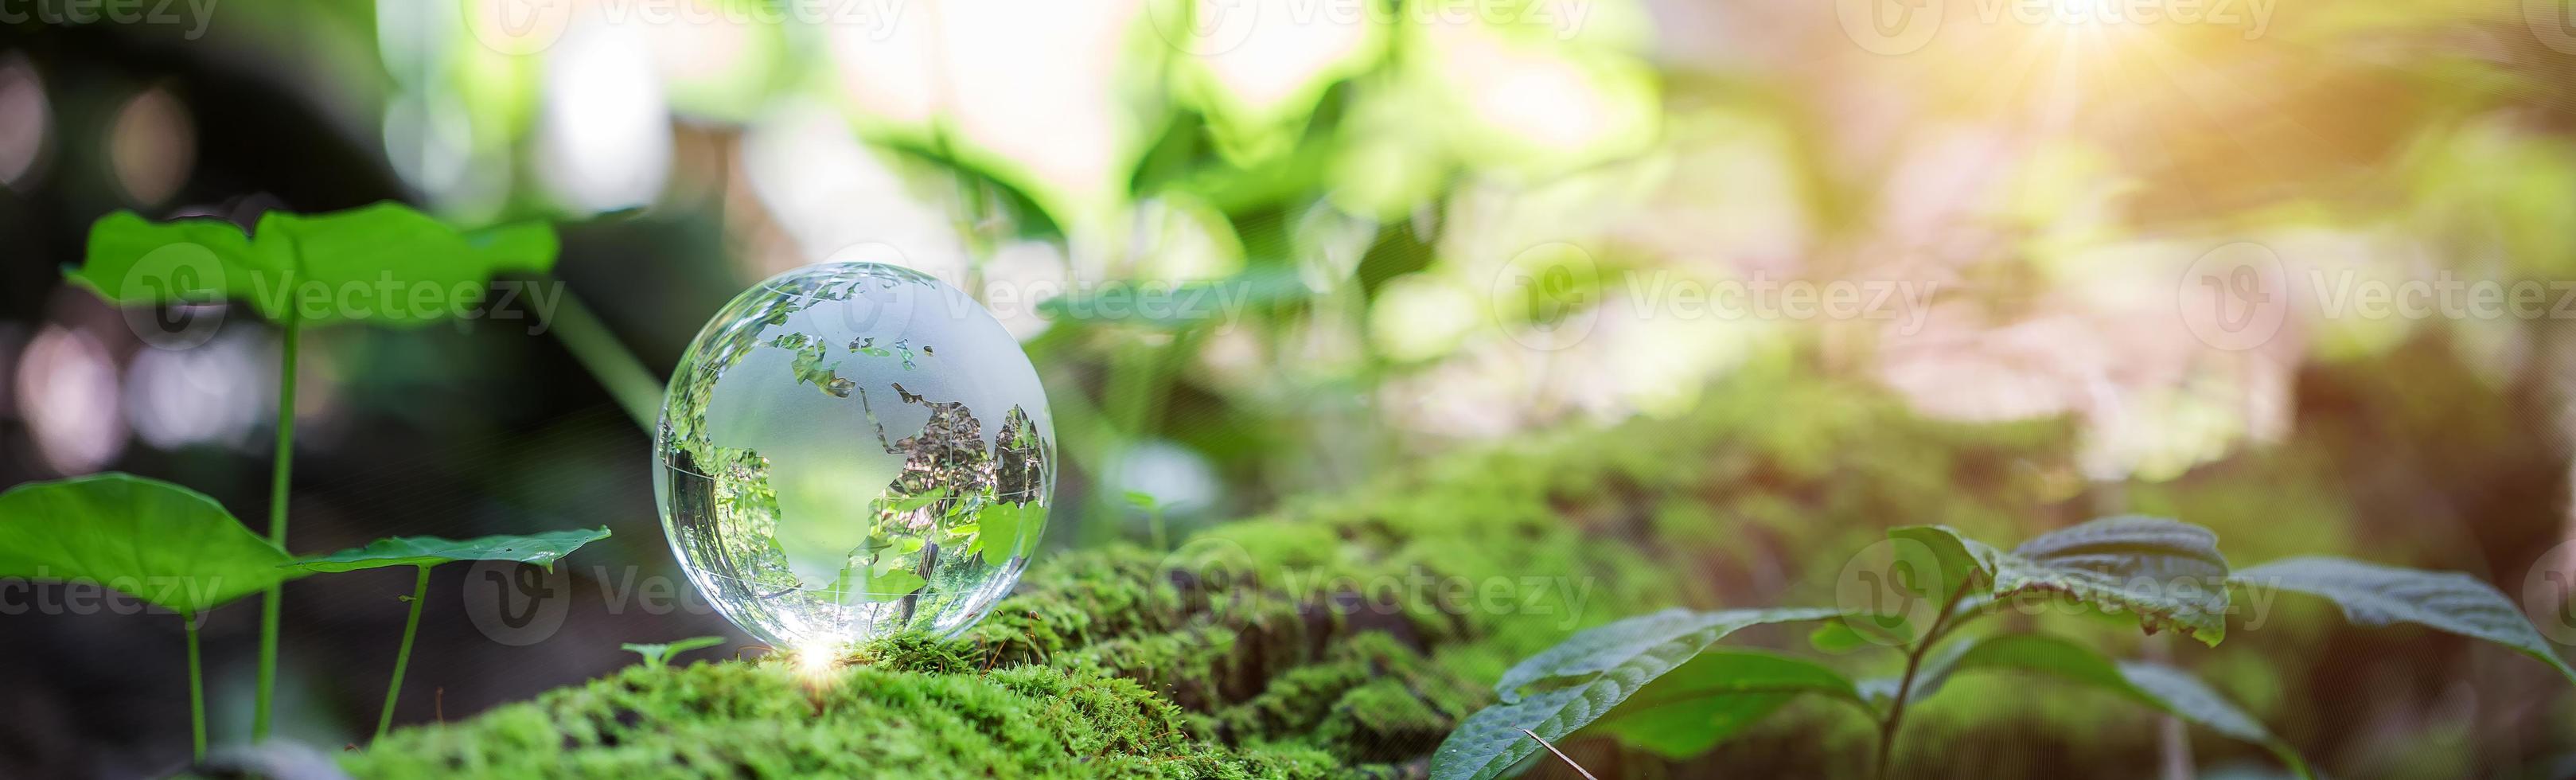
[1433,516,2576,780]
[0,474,314,762]
[621,636,727,670]
[286,528,611,740]
[68,202,559,739]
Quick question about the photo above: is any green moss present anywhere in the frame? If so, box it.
[348,660,1336,779]
[348,365,2367,777]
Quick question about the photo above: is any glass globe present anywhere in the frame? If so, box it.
[654,263,1054,652]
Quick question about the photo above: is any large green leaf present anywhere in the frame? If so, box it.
[0,474,306,613]
[2235,556,2576,684]
[1884,634,2311,778]
[1893,516,2232,645]
[1432,606,1844,780]
[286,528,611,573]
[1583,650,1868,759]
[69,202,556,327]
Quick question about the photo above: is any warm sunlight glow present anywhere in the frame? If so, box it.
[794,638,844,683]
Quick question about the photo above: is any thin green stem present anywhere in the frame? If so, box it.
[376,565,432,740]
[1144,508,1168,553]
[1874,579,1978,780]
[547,290,661,430]
[183,610,205,762]
[254,311,300,741]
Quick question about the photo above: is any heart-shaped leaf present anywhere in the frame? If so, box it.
[70,202,555,327]
[974,501,1044,567]
[1877,633,2311,778]
[0,474,306,613]
[286,528,611,573]
[1582,649,1868,759]
[1434,606,1844,780]
[1894,516,2232,645]
[2235,556,2576,684]
[622,636,727,669]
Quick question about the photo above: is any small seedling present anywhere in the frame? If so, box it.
[0,474,313,761]
[1125,490,1167,552]
[69,202,557,739]
[287,528,611,741]
[1432,515,2576,780]
[622,636,727,669]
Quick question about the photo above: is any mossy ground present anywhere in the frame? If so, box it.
[345,365,2367,778]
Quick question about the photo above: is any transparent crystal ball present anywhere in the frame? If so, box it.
[654,263,1053,650]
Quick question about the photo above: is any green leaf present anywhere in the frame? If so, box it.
[286,528,611,574]
[975,501,1044,567]
[68,213,282,306]
[1892,516,2232,645]
[1583,650,1868,759]
[2235,556,2576,684]
[1433,606,1844,780]
[1883,634,2311,778]
[1807,622,1870,655]
[0,474,307,613]
[622,636,726,669]
[69,202,558,327]
[827,557,930,604]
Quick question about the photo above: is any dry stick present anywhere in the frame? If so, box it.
[1516,727,1600,780]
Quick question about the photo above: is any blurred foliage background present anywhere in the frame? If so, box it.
[5,0,2576,776]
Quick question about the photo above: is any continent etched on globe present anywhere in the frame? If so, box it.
[654,263,1054,649]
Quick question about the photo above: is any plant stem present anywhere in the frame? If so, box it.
[547,290,662,429]
[254,312,301,741]
[1516,727,1599,780]
[183,610,205,762]
[376,565,432,741]
[1874,579,1977,780]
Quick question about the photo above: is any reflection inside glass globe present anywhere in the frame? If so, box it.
[654,262,1054,650]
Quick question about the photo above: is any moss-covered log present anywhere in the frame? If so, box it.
[344,366,2362,778]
